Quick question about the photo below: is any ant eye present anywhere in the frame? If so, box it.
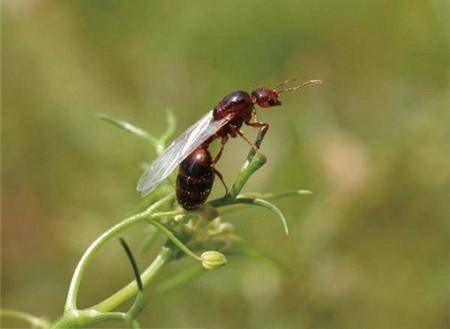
[267,98,274,106]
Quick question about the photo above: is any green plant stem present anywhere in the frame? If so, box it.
[64,188,261,315]
[92,216,209,312]
[64,212,149,311]
[86,189,301,313]
[215,190,313,215]
[228,153,267,199]
[50,310,126,329]
[64,193,175,311]
[62,152,293,314]
[0,308,49,329]
[147,219,202,261]
[56,126,294,327]
[226,126,268,199]
[261,189,313,199]
[39,111,311,329]
[207,153,267,208]
[125,292,146,324]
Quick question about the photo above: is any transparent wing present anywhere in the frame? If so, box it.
[137,111,229,196]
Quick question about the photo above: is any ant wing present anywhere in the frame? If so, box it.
[137,110,229,196]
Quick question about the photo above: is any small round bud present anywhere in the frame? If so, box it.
[201,251,227,270]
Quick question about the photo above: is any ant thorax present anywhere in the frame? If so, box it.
[213,90,253,120]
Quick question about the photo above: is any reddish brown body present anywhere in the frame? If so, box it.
[176,90,260,210]
[176,147,215,210]
[175,79,321,210]
[175,90,273,210]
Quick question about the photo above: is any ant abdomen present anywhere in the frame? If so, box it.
[176,147,215,210]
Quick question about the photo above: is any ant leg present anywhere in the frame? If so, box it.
[230,125,264,155]
[213,167,228,196]
[213,136,228,164]
[211,137,229,196]
[245,121,270,149]
[252,108,259,122]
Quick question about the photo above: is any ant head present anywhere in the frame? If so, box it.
[252,78,322,109]
[251,87,281,108]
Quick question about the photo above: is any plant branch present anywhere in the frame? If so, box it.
[147,219,201,261]
[49,310,126,329]
[54,112,306,328]
[0,308,49,329]
[217,190,313,215]
[64,193,175,311]
[228,153,267,199]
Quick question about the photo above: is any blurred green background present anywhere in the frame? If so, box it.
[2,0,449,328]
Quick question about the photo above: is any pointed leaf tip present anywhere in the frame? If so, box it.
[96,113,158,145]
[253,198,289,235]
[233,198,289,235]
[119,237,143,291]
[297,189,313,195]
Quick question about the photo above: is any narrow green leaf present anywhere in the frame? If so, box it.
[209,189,313,215]
[232,198,289,235]
[227,153,267,200]
[261,189,313,200]
[119,238,143,291]
[119,239,148,324]
[96,113,159,145]
[146,219,202,261]
[0,309,49,329]
[130,319,141,329]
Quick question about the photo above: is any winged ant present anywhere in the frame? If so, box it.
[137,78,322,210]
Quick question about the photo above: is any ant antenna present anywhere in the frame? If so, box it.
[274,77,299,89]
[275,78,322,94]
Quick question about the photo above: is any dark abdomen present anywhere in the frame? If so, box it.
[176,147,215,210]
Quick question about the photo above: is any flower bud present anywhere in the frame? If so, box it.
[201,251,227,270]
